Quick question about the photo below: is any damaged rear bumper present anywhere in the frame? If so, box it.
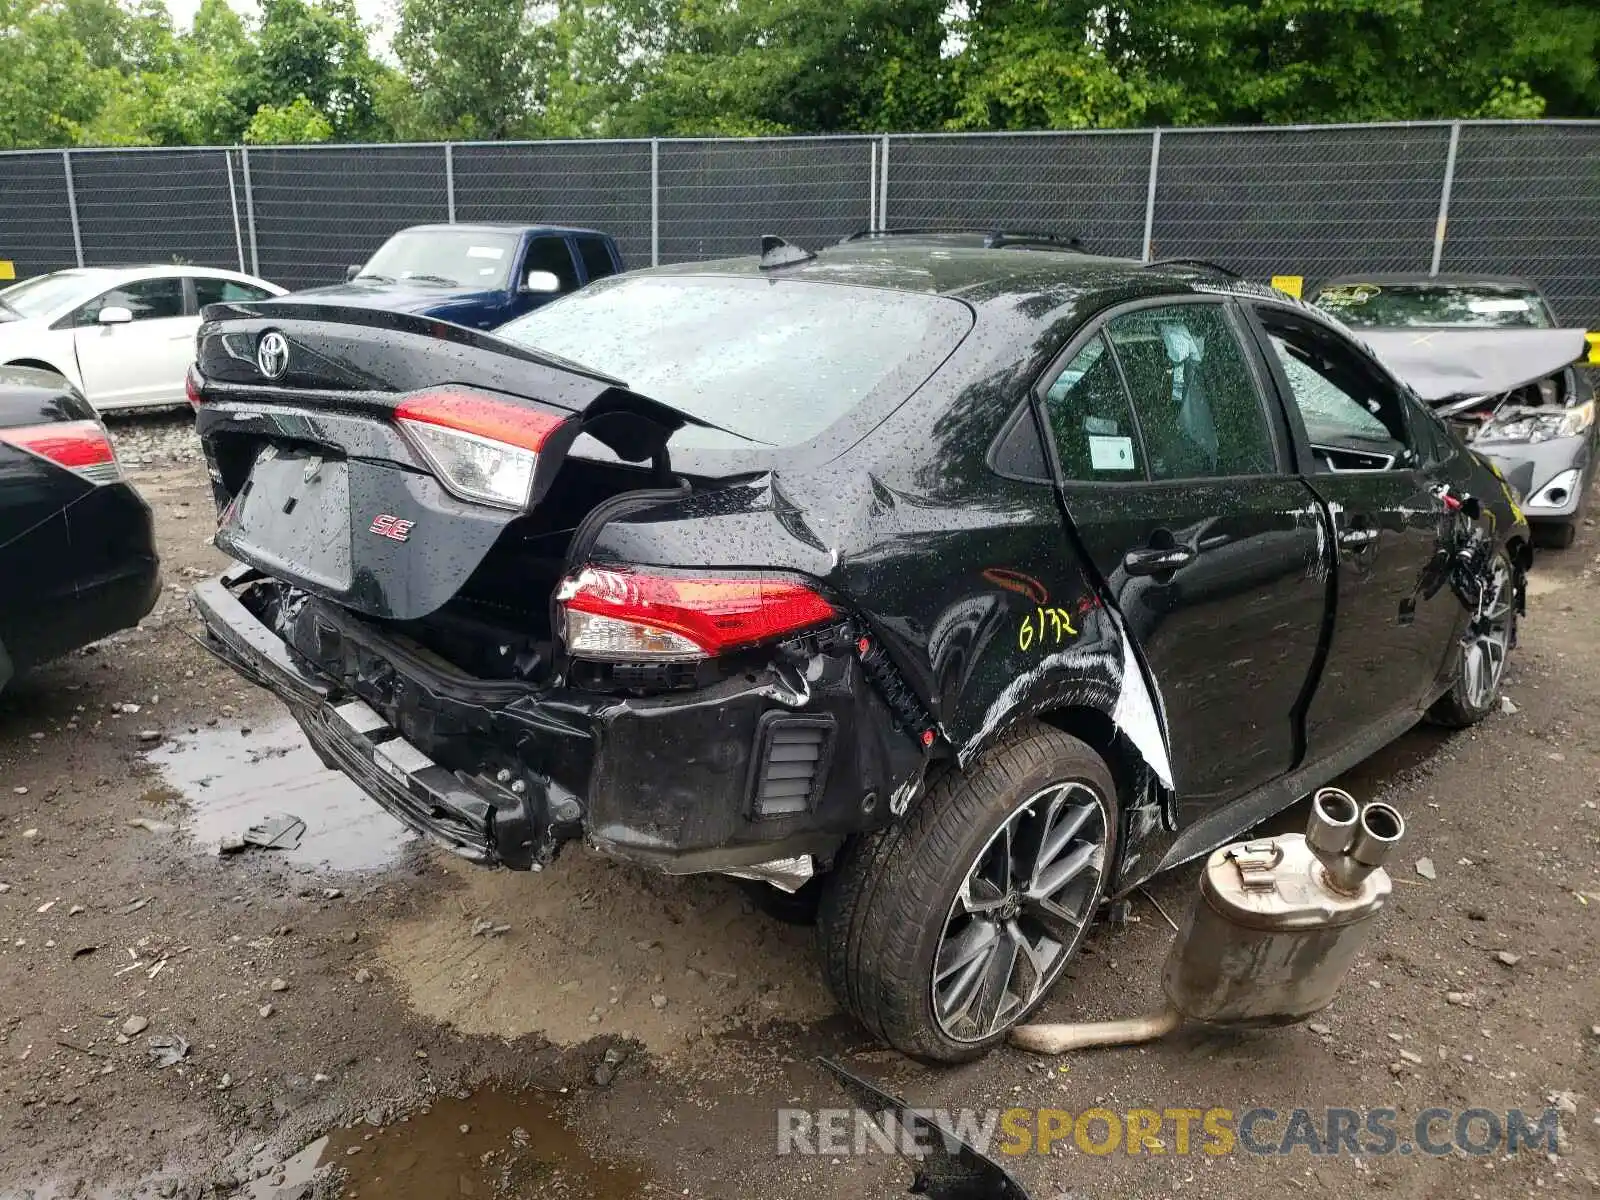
[192,567,919,877]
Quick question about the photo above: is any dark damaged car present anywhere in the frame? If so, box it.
[190,239,1529,1061]
[1313,274,1595,548]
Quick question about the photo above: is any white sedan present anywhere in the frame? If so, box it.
[0,265,285,412]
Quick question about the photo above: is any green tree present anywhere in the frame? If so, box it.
[230,0,386,140]
[244,93,335,143]
[0,1,104,146]
[393,0,546,139]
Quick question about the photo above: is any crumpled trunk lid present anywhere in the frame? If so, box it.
[194,303,703,622]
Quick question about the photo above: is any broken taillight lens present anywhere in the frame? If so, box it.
[0,419,121,484]
[558,567,839,661]
[395,388,568,509]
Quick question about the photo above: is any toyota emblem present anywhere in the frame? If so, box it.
[256,331,290,380]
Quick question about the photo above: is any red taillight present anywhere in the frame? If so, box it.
[185,364,203,409]
[394,388,571,509]
[0,419,120,484]
[395,388,567,453]
[558,567,839,660]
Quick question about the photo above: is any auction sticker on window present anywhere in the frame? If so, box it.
[1088,435,1137,470]
[466,246,506,259]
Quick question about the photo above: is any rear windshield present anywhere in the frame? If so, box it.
[1313,283,1552,329]
[494,274,973,447]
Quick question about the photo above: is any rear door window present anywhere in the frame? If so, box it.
[1039,334,1146,482]
[575,236,617,283]
[192,277,274,307]
[523,237,580,292]
[496,275,973,447]
[1105,304,1277,480]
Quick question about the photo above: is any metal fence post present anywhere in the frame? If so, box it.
[869,140,878,232]
[1142,129,1162,263]
[224,149,246,272]
[240,145,260,278]
[445,143,457,223]
[1430,121,1461,276]
[878,134,890,230]
[650,139,660,267]
[61,150,84,268]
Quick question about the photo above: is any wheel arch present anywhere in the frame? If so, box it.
[4,357,73,383]
[1033,703,1169,889]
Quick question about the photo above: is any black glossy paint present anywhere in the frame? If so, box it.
[188,245,1529,890]
[0,367,160,690]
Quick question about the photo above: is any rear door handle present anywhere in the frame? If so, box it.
[1124,545,1196,576]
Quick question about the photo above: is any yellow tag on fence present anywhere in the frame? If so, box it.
[1270,274,1303,299]
[1586,332,1599,365]
[0,261,15,281]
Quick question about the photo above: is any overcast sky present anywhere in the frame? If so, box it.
[162,0,400,53]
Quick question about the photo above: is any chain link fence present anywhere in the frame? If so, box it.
[1,120,1595,325]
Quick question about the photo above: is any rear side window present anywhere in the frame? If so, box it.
[524,237,579,292]
[1040,334,1145,482]
[193,277,273,307]
[575,236,617,283]
[497,275,973,447]
[1105,304,1276,480]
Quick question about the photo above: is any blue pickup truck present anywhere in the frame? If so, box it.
[284,223,624,331]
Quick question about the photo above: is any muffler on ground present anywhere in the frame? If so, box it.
[1011,788,1405,1054]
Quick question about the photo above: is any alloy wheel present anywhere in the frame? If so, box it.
[930,781,1108,1043]
[1462,554,1514,710]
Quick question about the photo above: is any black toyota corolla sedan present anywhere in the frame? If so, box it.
[189,236,1527,1061]
[0,366,160,693]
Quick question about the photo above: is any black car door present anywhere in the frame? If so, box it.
[1037,296,1330,815]
[1242,304,1467,764]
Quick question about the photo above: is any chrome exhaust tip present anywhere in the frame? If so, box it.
[1306,787,1359,859]
[1350,802,1405,870]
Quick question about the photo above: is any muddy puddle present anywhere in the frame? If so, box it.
[245,1090,650,1199]
[146,717,414,871]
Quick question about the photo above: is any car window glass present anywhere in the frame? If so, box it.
[1105,304,1275,479]
[1040,334,1145,481]
[1261,318,1415,472]
[575,236,617,283]
[73,277,186,326]
[524,237,579,292]
[192,277,272,307]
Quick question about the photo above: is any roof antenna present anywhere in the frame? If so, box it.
[759,235,816,270]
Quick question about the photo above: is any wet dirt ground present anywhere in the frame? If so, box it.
[2,413,1597,1199]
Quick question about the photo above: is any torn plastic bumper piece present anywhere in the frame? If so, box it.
[192,570,546,868]
[819,1058,1036,1200]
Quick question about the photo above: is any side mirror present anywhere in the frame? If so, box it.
[346,265,361,282]
[97,306,133,326]
[520,269,561,295]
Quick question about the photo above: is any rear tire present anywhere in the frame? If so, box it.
[1428,547,1517,729]
[817,721,1117,1063]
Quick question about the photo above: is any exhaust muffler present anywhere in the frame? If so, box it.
[1011,789,1405,1054]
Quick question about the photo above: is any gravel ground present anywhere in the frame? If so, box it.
[1,412,1596,1200]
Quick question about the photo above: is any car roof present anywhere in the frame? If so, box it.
[399,222,607,237]
[1315,271,1544,293]
[630,239,1226,313]
[25,264,262,282]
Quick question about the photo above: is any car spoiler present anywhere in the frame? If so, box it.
[1360,328,1588,403]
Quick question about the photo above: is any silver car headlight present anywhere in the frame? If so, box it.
[1477,398,1594,444]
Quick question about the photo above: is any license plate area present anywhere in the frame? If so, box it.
[221,447,353,591]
